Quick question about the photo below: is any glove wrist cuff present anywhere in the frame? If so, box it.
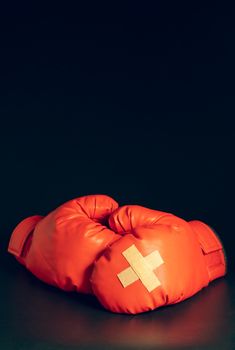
[189,220,227,282]
[8,215,43,266]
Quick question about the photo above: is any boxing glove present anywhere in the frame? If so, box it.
[90,205,226,314]
[8,194,120,294]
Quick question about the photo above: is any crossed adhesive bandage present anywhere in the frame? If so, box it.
[117,244,164,292]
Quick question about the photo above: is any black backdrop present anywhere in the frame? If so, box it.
[1,3,235,272]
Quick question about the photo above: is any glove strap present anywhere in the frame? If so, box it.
[8,215,43,265]
[189,220,227,282]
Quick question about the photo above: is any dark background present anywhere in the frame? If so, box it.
[1,2,235,349]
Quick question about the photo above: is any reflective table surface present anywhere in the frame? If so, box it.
[1,247,235,350]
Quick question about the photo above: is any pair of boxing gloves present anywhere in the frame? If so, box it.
[8,194,226,314]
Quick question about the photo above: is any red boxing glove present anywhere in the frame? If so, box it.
[8,194,120,294]
[90,205,226,314]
